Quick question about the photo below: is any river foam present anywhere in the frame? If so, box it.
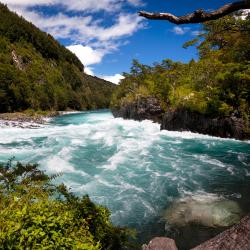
[0,110,250,244]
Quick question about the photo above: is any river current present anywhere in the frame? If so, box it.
[0,110,249,249]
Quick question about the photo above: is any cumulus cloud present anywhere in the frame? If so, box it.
[101,74,125,84]
[1,0,143,12]
[5,3,143,53]
[67,44,105,76]
[11,7,143,43]
[67,45,104,66]
[1,0,55,6]
[84,67,95,76]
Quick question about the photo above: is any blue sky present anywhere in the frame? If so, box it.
[2,0,233,83]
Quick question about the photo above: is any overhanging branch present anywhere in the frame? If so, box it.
[138,1,250,24]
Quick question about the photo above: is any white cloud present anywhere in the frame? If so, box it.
[66,45,126,79]
[1,0,143,12]
[127,0,144,6]
[172,26,190,35]
[101,74,124,84]
[67,44,106,76]
[67,45,104,66]
[93,14,143,41]
[84,67,95,76]
[7,6,143,50]
[191,30,202,36]
[1,0,55,6]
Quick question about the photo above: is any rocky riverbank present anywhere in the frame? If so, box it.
[112,96,164,123]
[161,108,248,140]
[112,97,249,140]
[142,215,250,250]
[0,111,59,128]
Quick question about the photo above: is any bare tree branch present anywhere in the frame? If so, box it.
[138,1,250,24]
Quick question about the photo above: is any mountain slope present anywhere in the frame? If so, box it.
[0,3,115,112]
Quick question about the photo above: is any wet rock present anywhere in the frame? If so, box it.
[164,194,242,228]
[0,111,59,128]
[192,215,250,250]
[112,96,163,123]
[161,109,248,140]
[142,237,178,250]
[112,98,249,140]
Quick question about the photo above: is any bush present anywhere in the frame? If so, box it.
[0,160,132,249]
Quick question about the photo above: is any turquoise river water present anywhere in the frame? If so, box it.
[0,110,250,249]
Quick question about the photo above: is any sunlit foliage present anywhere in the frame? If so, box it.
[0,160,132,249]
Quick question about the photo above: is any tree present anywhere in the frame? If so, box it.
[111,14,250,132]
[139,1,250,24]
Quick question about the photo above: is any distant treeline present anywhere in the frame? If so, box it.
[0,3,115,112]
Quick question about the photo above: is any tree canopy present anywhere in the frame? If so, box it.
[111,14,250,135]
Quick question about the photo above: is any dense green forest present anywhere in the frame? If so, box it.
[0,3,115,112]
[0,160,132,249]
[111,13,250,133]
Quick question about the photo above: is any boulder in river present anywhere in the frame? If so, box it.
[163,194,242,228]
[142,237,178,250]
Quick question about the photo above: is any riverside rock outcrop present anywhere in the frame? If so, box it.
[112,97,249,140]
[161,109,247,140]
[192,215,250,250]
[112,96,164,123]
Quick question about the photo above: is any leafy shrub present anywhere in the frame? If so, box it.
[0,160,132,249]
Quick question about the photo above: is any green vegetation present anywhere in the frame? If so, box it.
[0,160,132,249]
[0,3,115,113]
[111,13,250,129]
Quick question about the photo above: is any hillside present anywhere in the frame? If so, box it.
[111,13,250,139]
[0,3,115,112]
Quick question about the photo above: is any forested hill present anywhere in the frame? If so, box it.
[0,3,115,112]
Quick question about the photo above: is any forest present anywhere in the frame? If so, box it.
[0,3,115,113]
[111,12,250,135]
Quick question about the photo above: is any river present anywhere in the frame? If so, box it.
[0,110,249,249]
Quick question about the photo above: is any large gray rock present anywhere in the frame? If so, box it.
[112,96,163,123]
[192,215,250,250]
[161,108,247,140]
[164,194,242,228]
[142,237,178,250]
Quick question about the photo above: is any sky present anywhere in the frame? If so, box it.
[2,0,235,84]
